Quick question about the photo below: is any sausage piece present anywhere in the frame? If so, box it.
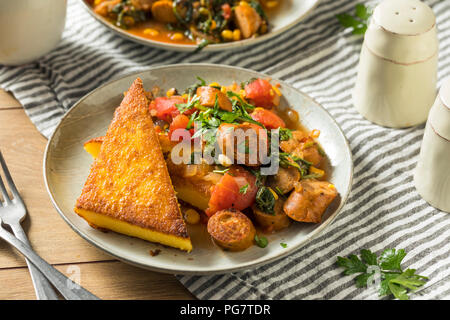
[94,0,120,17]
[234,5,262,39]
[196,86,233,112]
[280,130,323,167]
[216,122,269,167]
[252,199,291,232]
[283,180,337,223]
[207,209,256,251]
[130,0,155,11]
[267,166,300,194]
[151,0,177,23]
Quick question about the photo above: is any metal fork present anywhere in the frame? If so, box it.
[0,150,99,300]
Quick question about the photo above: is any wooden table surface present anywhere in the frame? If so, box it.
[0,89,194,300]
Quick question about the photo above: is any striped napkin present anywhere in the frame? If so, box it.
[1,0,449,299]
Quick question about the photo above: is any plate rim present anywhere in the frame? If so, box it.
[43,63,353,275]
[78,0,322,52]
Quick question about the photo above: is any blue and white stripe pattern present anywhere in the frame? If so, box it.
[0,0,448,299]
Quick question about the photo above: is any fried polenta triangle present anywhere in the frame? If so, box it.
[75,78,192,252]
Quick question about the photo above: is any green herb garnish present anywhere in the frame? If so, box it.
[279,128,293,141]
[280,243,288,248]
[337,249,428,300]
[239,184,249,194]
[254,235,268,248]
[255,186,276,214]
[336,3,372,35]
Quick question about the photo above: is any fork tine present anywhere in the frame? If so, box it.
[0,170,10,204]
[0,150,19,203]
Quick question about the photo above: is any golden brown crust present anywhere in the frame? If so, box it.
[76,78,189,239]
[207,209,255,251]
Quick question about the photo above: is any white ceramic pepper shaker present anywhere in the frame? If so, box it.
[414,78,450,213]
[353,0,438,128]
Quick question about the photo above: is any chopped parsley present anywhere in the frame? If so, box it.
[337,248,428,300]
[239,183,249,194]
[254,235,268,248]
[336,3,372,35]
[255,186,276,214]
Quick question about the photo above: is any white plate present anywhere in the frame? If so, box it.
[79,0,321,52]
[44,64,353,275]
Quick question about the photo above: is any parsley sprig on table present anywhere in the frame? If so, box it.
[337,249,428,300]
[336,3,372,35]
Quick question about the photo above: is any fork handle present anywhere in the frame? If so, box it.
[0,226,100,300]
[9,223,59,300]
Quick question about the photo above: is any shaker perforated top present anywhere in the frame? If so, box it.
[372,0,435,36]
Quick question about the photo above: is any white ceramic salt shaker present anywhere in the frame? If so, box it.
[414,78,450,213]
[353,0,438,128]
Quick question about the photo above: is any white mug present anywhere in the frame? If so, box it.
[0,0,67,66]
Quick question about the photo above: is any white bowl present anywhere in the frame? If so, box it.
[79,0,320,52]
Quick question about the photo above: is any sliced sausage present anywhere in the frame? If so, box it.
[280,130,323,167]
[234,5,262,39]
[196,86,233,112]
[207,209,256,251]
[252,199,291,232]
[216,122,268,167]
[283,180,337,223]
[151,0,177,23]
[267,166,300,194]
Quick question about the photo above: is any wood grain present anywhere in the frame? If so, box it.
[0,89,21,109]
[0,108,111,268]
[0,261,194,300]
[0,89,196,299]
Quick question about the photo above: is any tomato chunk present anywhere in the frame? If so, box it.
[168,114,194,142]
[244,78,280,108]
[250,107,285,129]
[206,173,239,217]
[206,167,258,217]
[149,96,188,122]
[222,3,232,19]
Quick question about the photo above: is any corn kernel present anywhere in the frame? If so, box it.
[220,86,227,93]
[233,29,241,41]
[239,1,249,6]
[310,166,325,178]
[166,88,176,97]
[171,32,184,41]
[209,82,220,87]
[143,28,159,37]
[94,0,104,5]
[265,1,279,9]
[184,209,200,225]
[221,29,233,40]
